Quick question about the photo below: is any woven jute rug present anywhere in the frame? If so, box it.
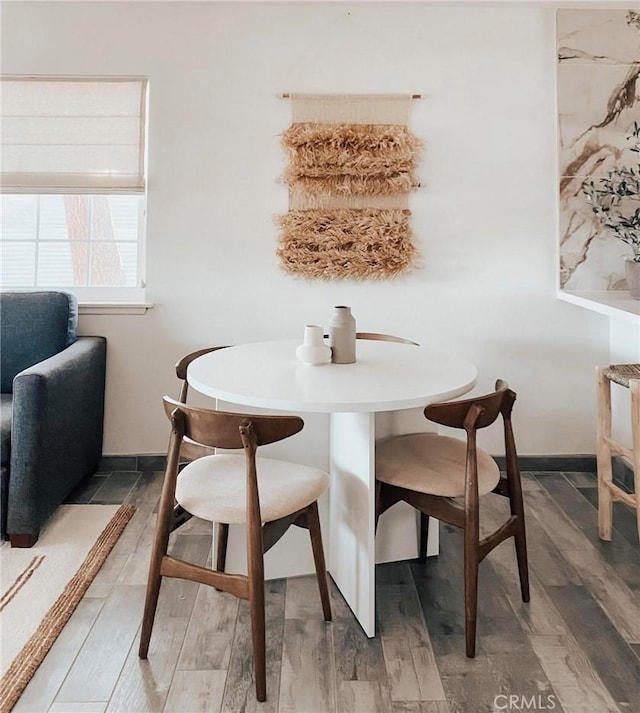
[0,503,136,713]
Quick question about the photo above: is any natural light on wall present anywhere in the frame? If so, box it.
[0,76,148,303]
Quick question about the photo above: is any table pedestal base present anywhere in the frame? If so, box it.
[212,406,440,638]
[329,412,377,636]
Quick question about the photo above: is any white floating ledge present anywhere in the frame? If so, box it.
[558,290,640,325]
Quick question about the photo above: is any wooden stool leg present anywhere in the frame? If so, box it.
[597,368,614,541]
[306,501,332,622]
[631,380,640,544]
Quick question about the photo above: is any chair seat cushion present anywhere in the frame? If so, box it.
[175,454,329,524]
[375,432,500,497]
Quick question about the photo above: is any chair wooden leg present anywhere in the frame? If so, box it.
[247,500,266,701]
[139,515,171,658]
[507,477,530,603]
[419,512,429,560]
[463,524,479,658]
[513,517,530,603]
[140,444,180,659]
[306,501,332,622]
[139,568,162,659]
[597,368,614,541]
[216,522,229,572]
[463,550,479,658]
[248,573,266,701]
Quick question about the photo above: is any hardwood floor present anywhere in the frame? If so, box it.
[12,468,639,713]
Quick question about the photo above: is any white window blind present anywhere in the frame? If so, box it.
[1,76,148,194]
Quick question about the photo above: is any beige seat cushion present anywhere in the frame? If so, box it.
[376,433,500,497]
[176,454,329,524]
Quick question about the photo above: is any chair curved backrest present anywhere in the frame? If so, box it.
[162,396,304,450]
[356,332,419,346]
[175,346,230,403]
[424,379,513,431]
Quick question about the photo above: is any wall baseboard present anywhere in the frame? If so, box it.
[99,453,634,493]
[493,454,634,494]
[97,454,166,473]
[493,454,597,473]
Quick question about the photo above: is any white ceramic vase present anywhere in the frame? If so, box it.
[328,305,356,364]
[296,325,331,365]
[625,257,640,300]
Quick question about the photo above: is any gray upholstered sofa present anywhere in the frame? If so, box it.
[0,291,106,547]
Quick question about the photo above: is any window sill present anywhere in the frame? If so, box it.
[78,302,153,316]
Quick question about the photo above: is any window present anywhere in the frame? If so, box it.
[0,76,148,303]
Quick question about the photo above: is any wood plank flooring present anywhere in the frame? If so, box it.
[12,468,639,713]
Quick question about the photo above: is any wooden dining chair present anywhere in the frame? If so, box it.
[375,379,530,658]
[139,396,332,702]
[355,332,434,554]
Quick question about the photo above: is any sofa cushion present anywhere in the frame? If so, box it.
[0,394,12,467]
[0,292,78,393]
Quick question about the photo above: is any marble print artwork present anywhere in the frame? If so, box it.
[558,9,640,290]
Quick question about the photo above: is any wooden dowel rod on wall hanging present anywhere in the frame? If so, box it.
[280,93,422,99]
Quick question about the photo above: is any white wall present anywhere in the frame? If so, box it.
[1,1,615,456]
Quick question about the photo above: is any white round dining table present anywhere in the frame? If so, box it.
[188,339,478,636]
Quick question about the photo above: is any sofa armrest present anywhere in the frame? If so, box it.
[7,337,107,537]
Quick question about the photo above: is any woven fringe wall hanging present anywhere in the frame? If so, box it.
[277,94,422,280]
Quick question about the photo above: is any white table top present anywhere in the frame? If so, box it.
[187,339,478,414]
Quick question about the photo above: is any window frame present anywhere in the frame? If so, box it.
[0,75,149,306]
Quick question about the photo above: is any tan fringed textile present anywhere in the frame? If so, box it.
[282,123,421,197]
[277,208,417,280]
[278,94,422,279]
